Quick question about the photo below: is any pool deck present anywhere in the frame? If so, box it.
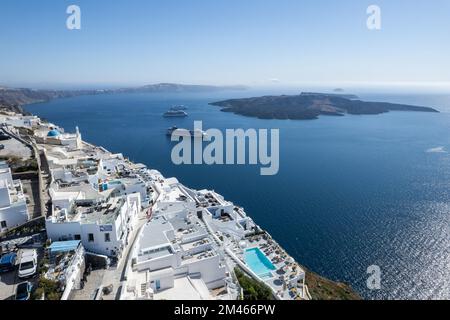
[244,247,277,277]
[226,234,308,300]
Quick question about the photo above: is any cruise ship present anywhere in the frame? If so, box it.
[163,110,188,118]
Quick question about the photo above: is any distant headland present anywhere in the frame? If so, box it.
[209,92,439,120]
[0,83,248,114]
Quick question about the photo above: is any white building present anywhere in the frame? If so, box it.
[35,127,83,150]
[0,114,40,128]
[186,188,256,241]
[46,193,141,258]
[100,174,150,209]
[0,162,29,232]
[122,211,229,300]
[152,177,197,215]
[45,240,86,300]
[36,127,151,258]
[98,154,126,176]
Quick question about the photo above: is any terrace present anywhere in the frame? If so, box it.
[179,238,211,252]
[194,191,227,209]
[135,217,175,258]
[52,196,125,225]
[236,235,307,300]
[45,241,85,299]
[181,249,217,264]
[80,197,125,225]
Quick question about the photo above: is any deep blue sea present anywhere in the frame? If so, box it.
[26,90,450,300]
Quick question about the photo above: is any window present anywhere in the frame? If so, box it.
[104,233,111,242]
[1,221,6,229]
[88,233,94,242]
[74,234,81,240]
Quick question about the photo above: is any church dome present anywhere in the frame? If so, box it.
[47,129,61,137]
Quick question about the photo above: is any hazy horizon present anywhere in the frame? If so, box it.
[2,81,450,96]
[1,0,449,92]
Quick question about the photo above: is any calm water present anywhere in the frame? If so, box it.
[26,90,450,300]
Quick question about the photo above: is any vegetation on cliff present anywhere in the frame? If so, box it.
[303,268,362,300]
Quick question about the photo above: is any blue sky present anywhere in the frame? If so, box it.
[0,0,449,89]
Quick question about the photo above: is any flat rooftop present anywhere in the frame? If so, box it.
[181,249,217,265]
[154,277,208,300]
[194,191,227,208]
[179,238,210,252]
[53,196,125,225]
[80,197,125,224]
[160,186,190,203]
[58,182,114,201]
[137,217,174,253]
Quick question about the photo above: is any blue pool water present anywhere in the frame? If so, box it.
[26,90,450,299]
[244,248,277,277]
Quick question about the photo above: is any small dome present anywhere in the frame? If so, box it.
[47,129,60,137]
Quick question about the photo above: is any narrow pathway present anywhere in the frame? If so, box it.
[99,210,149,300]
[71,270,104,300]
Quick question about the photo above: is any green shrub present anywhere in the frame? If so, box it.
[234,267,274,300]
[32,278,61,300]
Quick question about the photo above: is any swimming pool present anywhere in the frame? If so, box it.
[244,248,276,279]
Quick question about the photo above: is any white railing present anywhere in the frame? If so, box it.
[61,246,85,300]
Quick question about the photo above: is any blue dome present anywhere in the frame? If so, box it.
[47,129,60,137]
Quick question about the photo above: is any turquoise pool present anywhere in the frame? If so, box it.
[244,248,276,278]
